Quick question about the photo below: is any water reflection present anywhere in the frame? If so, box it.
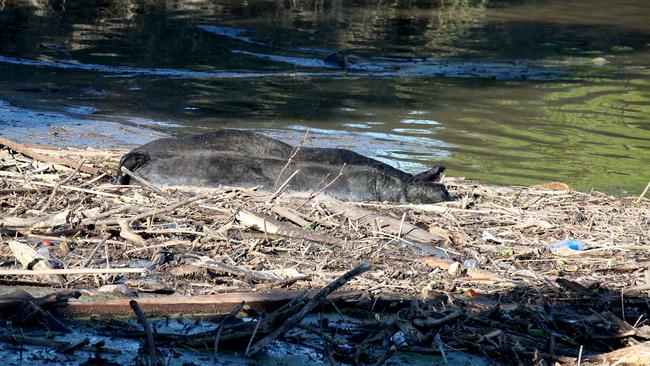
[0,0,649,194]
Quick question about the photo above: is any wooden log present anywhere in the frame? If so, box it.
[0,136,99,175]
[54,290,362,318]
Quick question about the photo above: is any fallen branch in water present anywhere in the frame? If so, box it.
[245,263,372,356]
[130,300,158,365]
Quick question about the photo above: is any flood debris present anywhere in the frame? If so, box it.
[1,137,649,365]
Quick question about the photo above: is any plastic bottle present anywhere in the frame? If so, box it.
[36,247,50,259]
[463,259,478,269]
[547,239,584,254]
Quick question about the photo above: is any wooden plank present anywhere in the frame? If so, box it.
[55,290,362,318]
[0,268,147,276]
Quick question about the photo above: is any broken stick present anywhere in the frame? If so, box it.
[0,136,99,175]
[130,300,158,365]
[245,263,372,356]
[236,208,343,246]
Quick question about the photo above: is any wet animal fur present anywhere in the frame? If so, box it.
[117,130,452,204]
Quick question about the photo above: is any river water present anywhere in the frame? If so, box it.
[1,0,649,194]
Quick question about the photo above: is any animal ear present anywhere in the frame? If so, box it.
[412,166,445,183]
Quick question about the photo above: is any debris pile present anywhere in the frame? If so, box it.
[1,136,649,365]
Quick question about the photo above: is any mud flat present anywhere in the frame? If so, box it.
[0,137,649,365]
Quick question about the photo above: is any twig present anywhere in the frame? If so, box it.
[124,240,192,255]
[274,129,309,190]
[397,212,406,239]
[56,338,90,354]
[267,169,300,204]
[40,159,86,212]
[94,193,208,226]
[81,205,138,224]
[305,163,347,203]
[214,301,245,355]
[577,344,583,366]
[130,300,157,366]
[77,172,107,187]
[82,236,111,267]
[2,178,119,197]
[121,166,169,197]
[434,333,448,364]
[245,263,372,356]
[245,317,263,356]
[192,255,282,282]
[636,180,650,203]
[236,208,343,245]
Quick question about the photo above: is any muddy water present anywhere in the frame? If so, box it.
[0,0,649,194]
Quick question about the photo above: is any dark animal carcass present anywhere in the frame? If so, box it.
[117,130,452,204]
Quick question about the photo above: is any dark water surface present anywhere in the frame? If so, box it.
[1,0,649,194]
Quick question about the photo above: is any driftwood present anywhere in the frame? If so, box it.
[0,290,80,330]
[191,255,307,283]
[236,208,343,245]
[92,193,208,226]
[245,263,372,356]
[0,334,117,354]
[118,219,147,247]
[130,300,158,365]
[1,210,70,229]
[8,240,65,285]
[317,197,449,256]
[2,140,650,365]
[585,341,650,365]
[55,290,362,318]
[0,136,99,175]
